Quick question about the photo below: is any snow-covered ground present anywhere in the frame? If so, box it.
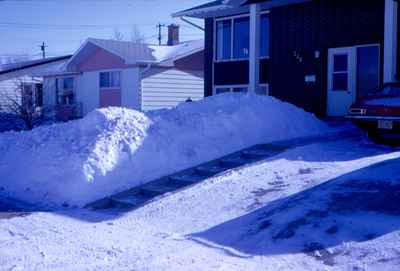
[0,136,399,271]
[0,94,327,207]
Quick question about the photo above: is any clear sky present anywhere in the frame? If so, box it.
[0,0,208,61]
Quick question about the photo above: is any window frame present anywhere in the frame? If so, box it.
[56,76,76,105]
[63,77,74,91]
[213,84,269,95]
[214,11,270,62]
[99,70,122,89]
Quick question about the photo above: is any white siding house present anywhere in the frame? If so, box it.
[141,68,204,110]
[0,56,71,113]
[40,36,204,120]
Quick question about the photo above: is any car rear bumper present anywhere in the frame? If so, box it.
[346,115,400,135]
[346,115,400,121]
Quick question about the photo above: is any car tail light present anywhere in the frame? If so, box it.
[349,108,367,115]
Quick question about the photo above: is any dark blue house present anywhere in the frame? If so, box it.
[173,0,399,116]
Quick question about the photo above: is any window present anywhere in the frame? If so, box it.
[21,84,33,110]
[35,84,43,107]
[215,85,248,94]
[63,77,74,91]
[260,14,270,57]
[232,87,248,93]
[216,87,231,94]
[55,78,59,105]
[216,20,232,60]
[382,84,400,95]
[57,77,75,105]
[257,85,269,95]
[233,17,250,58]
[215,13,269,61]
[100,71,121,88]
[332,54,348,91]
[214,84,268,95]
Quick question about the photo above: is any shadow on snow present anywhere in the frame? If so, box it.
[188,156,400,260]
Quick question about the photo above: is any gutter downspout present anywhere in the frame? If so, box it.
[180,17,205,31]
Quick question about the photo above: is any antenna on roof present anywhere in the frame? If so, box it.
[156,23,166,46]
[40,42,47,59]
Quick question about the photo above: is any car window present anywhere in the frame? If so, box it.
[381,85,400,95]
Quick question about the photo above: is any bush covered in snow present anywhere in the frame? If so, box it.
[0,112,26,132]
[0,93,329,207]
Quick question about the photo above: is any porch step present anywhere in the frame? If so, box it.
[169,173,203,184]
[259,143,290,152]
[241,148,280,160]
[110,193,150,209]
[86,130,361,211]
[219,157,250,168]
[140,183,180,197]
[195,165,227,176]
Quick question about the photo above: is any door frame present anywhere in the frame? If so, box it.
[327,46,357,117]
[327,44,381,116]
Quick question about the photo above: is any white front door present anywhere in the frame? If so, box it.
[327,47,356,116]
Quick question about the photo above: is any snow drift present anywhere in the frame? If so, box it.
[0,93,328,207]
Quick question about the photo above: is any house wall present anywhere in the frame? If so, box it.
[141,67,204,111]
[78,71,100,115]
[204,0,385,116]
[0,60,66,113]
[121,68,140,110]
[268,0,385,116]
[0,76,40,112]
[174,50,205,71]
[0,78,21,112]
[46,68,141,116]
[42,46,204,115]
[42,77,56,107]
[78,48,126,72]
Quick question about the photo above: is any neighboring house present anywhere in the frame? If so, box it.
[0,56,71,113]
[173,0,399,116]
[40,25,204,120]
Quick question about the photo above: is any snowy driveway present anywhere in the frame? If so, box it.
[0,136,399,271]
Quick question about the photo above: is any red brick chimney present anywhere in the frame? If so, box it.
[167,24,180,46]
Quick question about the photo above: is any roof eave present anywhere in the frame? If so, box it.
[172,4,230,18]
[39,71,81,78]
[173,0,311,18]
[0,55,72,76]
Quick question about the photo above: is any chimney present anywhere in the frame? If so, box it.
[167,24,180,46]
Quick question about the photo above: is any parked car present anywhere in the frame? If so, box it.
[347,82,400,141]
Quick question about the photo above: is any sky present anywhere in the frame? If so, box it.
[0,0,208,61]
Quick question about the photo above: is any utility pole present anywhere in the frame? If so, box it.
[156,23,165,46]
[40,42,47,59]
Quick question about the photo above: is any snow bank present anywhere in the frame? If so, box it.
[0,93,328,207]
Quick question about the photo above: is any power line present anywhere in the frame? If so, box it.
[0,22,157,30]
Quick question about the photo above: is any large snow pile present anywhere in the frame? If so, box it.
[0,93,328,207]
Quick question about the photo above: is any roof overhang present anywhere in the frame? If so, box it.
[172,0,310,18]
[0,55,71,76]
[38,71,81,78]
